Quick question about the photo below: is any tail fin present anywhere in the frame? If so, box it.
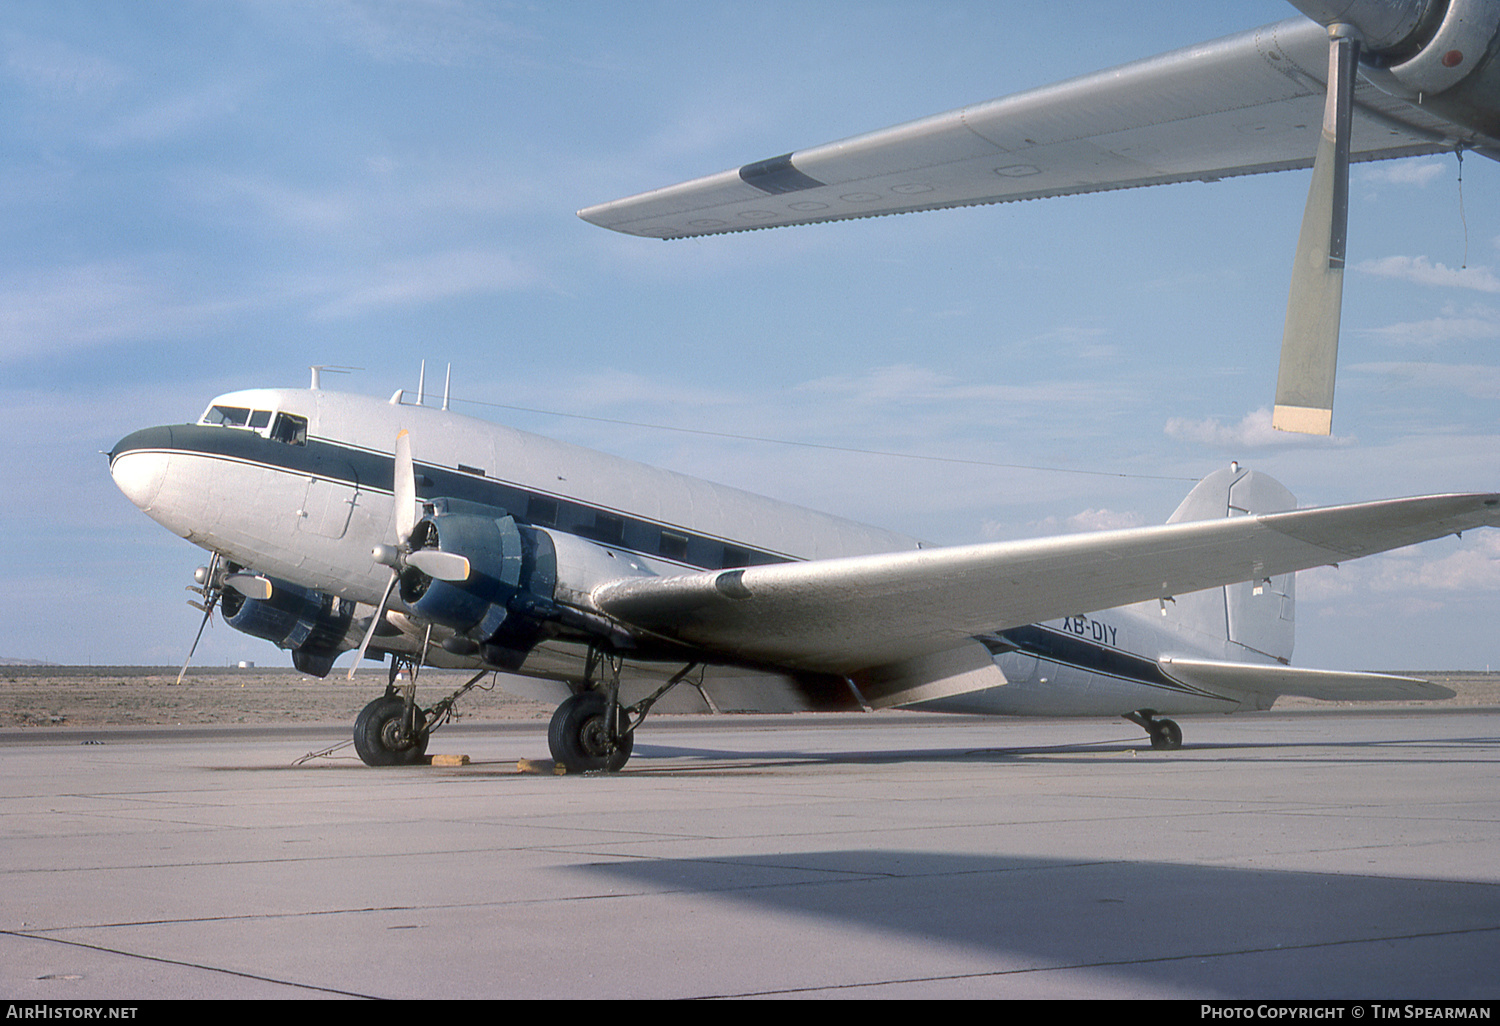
[1162,464,1297,663]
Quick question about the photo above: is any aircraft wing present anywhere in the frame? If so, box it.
[1157,656,1455,701]
[593,492,1500,674]
[578,17,1473,240]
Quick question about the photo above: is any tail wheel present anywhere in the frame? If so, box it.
[548,691,632,773]
[353,695,430,767]
[1150,718,1183,751]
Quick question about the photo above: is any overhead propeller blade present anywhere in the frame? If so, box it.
[1273,24,1360,436]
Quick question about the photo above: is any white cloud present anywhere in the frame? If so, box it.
[1065,508,1145,532]
[796,362,1130,410]
[1357,158,1447,188]
[3,33,126,99]
[1163,407,1353,449]
[92,78,252,149]
[312,0,538,68]
[1357,255,1500,293]
[1013,507,1147,538]
[1362,305,1500,347]
[1300,533,1500,602]
[1369,532,1500,592]
[310,247,545,319]
[1348,362,1500,401]
[0,261,235,362]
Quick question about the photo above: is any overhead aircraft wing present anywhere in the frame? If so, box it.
[1157,656,1455,701]
[593,492,1500,675]
[578,17,1472,241]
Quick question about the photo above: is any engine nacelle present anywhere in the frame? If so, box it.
[1359,0,1500,101]
[399,499,559,669]
[1291,0,1500,136]
[220,578,356,678]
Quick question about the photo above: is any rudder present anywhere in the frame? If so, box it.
[1162,464,1297,662]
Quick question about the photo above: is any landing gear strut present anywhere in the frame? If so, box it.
[1125,709,1183,751]
[350,655,491,767]
[546,650,700,773]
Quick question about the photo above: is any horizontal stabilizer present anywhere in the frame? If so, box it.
[1159,656,1454,702]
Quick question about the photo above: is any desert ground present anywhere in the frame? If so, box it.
[1,664,1497,730]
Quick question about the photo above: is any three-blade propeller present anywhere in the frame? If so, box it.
[347,430,470,679]
[177,556,273,684]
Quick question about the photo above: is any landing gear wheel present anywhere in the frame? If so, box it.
[353,695,430,767]
[548,691,632,773]
[1150,718,1183,751]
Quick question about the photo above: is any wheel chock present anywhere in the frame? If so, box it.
[517,758,566,775]
[429,754,470,767]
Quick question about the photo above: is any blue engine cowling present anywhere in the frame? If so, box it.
[220,578,356,678]
[398,499,559,669]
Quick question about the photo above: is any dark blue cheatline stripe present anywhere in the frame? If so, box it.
[112,425,795,573]
[739,153,826,195]
[988,624,1225,700]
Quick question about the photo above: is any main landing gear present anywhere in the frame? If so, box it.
[349,649,700,773]
[546,650,701,774]
[350,655,491,767]
[1124,709,1183,751]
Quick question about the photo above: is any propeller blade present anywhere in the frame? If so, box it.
[224,573,273,601]
[347,570,398,680]
[177,601,215,686]
[406,548,471,582]
[1273,25,1359,436]
[176,553,222,685]
[394,429,417,541]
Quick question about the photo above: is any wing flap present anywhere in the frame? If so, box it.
[593,492,1500,674]
[580,19,1467,239]
[1159,656,1454,702]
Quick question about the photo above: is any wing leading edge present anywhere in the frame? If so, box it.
[579,18,1475,240]
[592,492,1500,674]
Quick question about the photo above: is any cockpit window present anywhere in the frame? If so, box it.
[271,412,308,446]
[204,405,252,427]
[248,410,271,429]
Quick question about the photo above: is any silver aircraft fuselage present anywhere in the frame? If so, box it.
[110,386,1297,719]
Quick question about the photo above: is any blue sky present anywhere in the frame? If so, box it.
[2,1,1497,671]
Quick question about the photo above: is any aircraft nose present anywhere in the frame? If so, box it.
[109,427,171,511]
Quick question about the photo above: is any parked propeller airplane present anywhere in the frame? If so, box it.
[578,0,1500,435]
[109,380,1498,770]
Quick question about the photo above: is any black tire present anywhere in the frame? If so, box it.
[353,695,429,767]
[1151,718,1183,751]
[548,691,632,773]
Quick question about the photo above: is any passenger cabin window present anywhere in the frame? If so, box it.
[527,496,558,526]
[271,412,308,446]
[590,512,625,545]
[658,530,690,561]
